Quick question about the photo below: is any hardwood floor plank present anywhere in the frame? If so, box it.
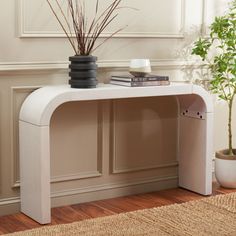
[89,200,126,214]
[123,195,162,209]
[0,183,235,235]
[135,192,177,206]
[71,203,114,218]
[51,205,91,224]
[0,215,28,234]
[12,214,40,229]
[96,198,142,212]
[156,188,204,203]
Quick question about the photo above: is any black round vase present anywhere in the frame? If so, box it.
[69,55,98,88]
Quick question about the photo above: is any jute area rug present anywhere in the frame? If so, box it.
[4,192,236,236]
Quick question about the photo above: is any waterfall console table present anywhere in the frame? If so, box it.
[19,83,213,224]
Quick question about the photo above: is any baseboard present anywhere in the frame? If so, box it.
[0,197,21,216]
[0,175,178,216]
[51,175,178,207]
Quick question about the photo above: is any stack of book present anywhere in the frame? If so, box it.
[110,75,170,87]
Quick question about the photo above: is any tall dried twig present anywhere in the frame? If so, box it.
[46,0,126,55]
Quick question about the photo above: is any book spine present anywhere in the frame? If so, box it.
[131,81,170,86]
[111,76,169,82]
[131,76,169,82]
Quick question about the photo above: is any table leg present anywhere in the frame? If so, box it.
[19,121,51,224]
[178,112,213,195]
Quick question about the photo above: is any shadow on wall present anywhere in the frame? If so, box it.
[112,96,179,171]
[174,25,211,89]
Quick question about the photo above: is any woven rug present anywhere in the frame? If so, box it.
[4,192,236,236]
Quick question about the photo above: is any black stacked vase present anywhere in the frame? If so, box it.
[69,55,98,88]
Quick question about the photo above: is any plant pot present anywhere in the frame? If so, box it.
[215,149,236,188]
[69,55,98,88]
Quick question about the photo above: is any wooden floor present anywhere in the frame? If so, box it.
[0,182,235,235]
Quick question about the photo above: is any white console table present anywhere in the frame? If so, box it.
[19,83,213,224]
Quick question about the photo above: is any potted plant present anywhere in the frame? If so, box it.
[192,0,236,188]
[46,0,126,88]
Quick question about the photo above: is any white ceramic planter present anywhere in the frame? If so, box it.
[215,157,236,188]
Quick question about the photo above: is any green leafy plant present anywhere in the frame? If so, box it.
[192,0,236,156]
[46,0,126,55]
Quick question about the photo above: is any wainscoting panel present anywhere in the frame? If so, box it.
[18,0,185,38]
[111,97,179,174]
[11,86,41,188]
[50,101,103,183]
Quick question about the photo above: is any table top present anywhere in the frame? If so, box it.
[20,82,213,126]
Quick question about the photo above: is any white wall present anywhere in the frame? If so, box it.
[0,0,203,64]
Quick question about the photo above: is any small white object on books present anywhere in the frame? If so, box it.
[129,59,151,77]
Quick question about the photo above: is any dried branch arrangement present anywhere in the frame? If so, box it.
[46,0,125,55]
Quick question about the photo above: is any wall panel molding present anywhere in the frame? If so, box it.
[111,99,179,174]
[0,59,200,74]
[10,86,42,188]
[17,0,186,38]
[11,90,104,188]
[13,171,102,188]
[202,0,211,36]
[201,0,208,36]
[112,162,179,174]
[51,171,102,183]
[50,100,104,182]
[202,0,229,36]
[0,61,69,72]
[51,175,178,198]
